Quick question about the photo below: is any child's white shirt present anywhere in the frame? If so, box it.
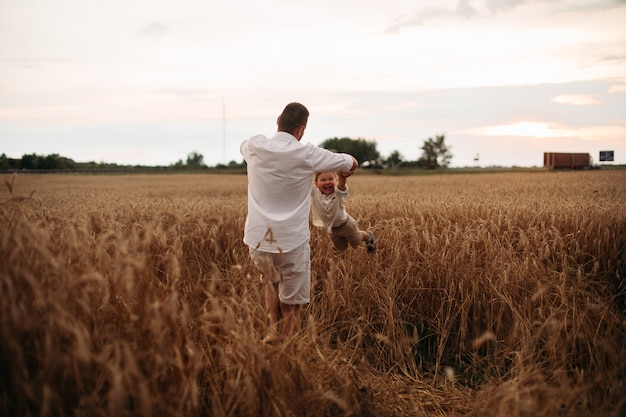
[311,184,349,232]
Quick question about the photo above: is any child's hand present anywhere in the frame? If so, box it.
[339,171,352,178]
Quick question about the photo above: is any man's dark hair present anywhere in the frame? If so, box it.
[278,102,309,134]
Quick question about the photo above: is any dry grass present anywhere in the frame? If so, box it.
[1,171,624,417]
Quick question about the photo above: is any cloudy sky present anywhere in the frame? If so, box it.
[1,0,625,167]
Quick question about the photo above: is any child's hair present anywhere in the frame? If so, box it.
[314,171,337,181]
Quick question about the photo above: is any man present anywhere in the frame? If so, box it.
[240,102,358,343]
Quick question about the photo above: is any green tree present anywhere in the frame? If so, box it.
[318,137,380,164]
[418,134,452,169]
[185,151,206,169]
[39,154,76,170]
[171,159,185,169]
[20,153,39,169]
[385,150,404,169]
[39,154,58,170]
[227,160,244,168]
[170,152,204,169]
[0,153,9,170]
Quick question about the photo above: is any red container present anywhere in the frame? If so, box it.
[543,152,591,170]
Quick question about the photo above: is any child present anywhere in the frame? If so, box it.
[311,171,376,253]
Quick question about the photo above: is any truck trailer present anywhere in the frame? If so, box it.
[543,152,591,170]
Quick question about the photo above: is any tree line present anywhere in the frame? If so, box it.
[319,134,452,169]
[0,152,242,172]
[1,134,452,171]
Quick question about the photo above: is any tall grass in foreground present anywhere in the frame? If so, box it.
[1,172,624,417]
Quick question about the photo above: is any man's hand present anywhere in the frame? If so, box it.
[350,156,358,172]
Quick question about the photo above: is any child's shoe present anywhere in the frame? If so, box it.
[366,232,376,254]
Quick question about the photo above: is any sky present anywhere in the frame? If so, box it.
[1,0,625,168]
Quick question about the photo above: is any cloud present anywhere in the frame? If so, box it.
[602,55,626,62]
[386,0,626,33]
[551,94,601,105]
[139,22,170,39]
[608,82,626,93]
[384,0,484,32]
[462,121,570,138]
[384,7,449,32]
[384,0,528,32]
[458,121,626,141]
[485,0,525,13]
[457,0,479,17]
[0,58,68,69]
[552,0,626,14]
[150,88,211,99]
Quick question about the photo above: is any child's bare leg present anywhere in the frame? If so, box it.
[360,231,370,241]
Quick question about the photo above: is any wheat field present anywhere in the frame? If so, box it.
[1,170,624,417]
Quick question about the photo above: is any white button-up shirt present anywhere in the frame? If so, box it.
[241,132,354,253]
